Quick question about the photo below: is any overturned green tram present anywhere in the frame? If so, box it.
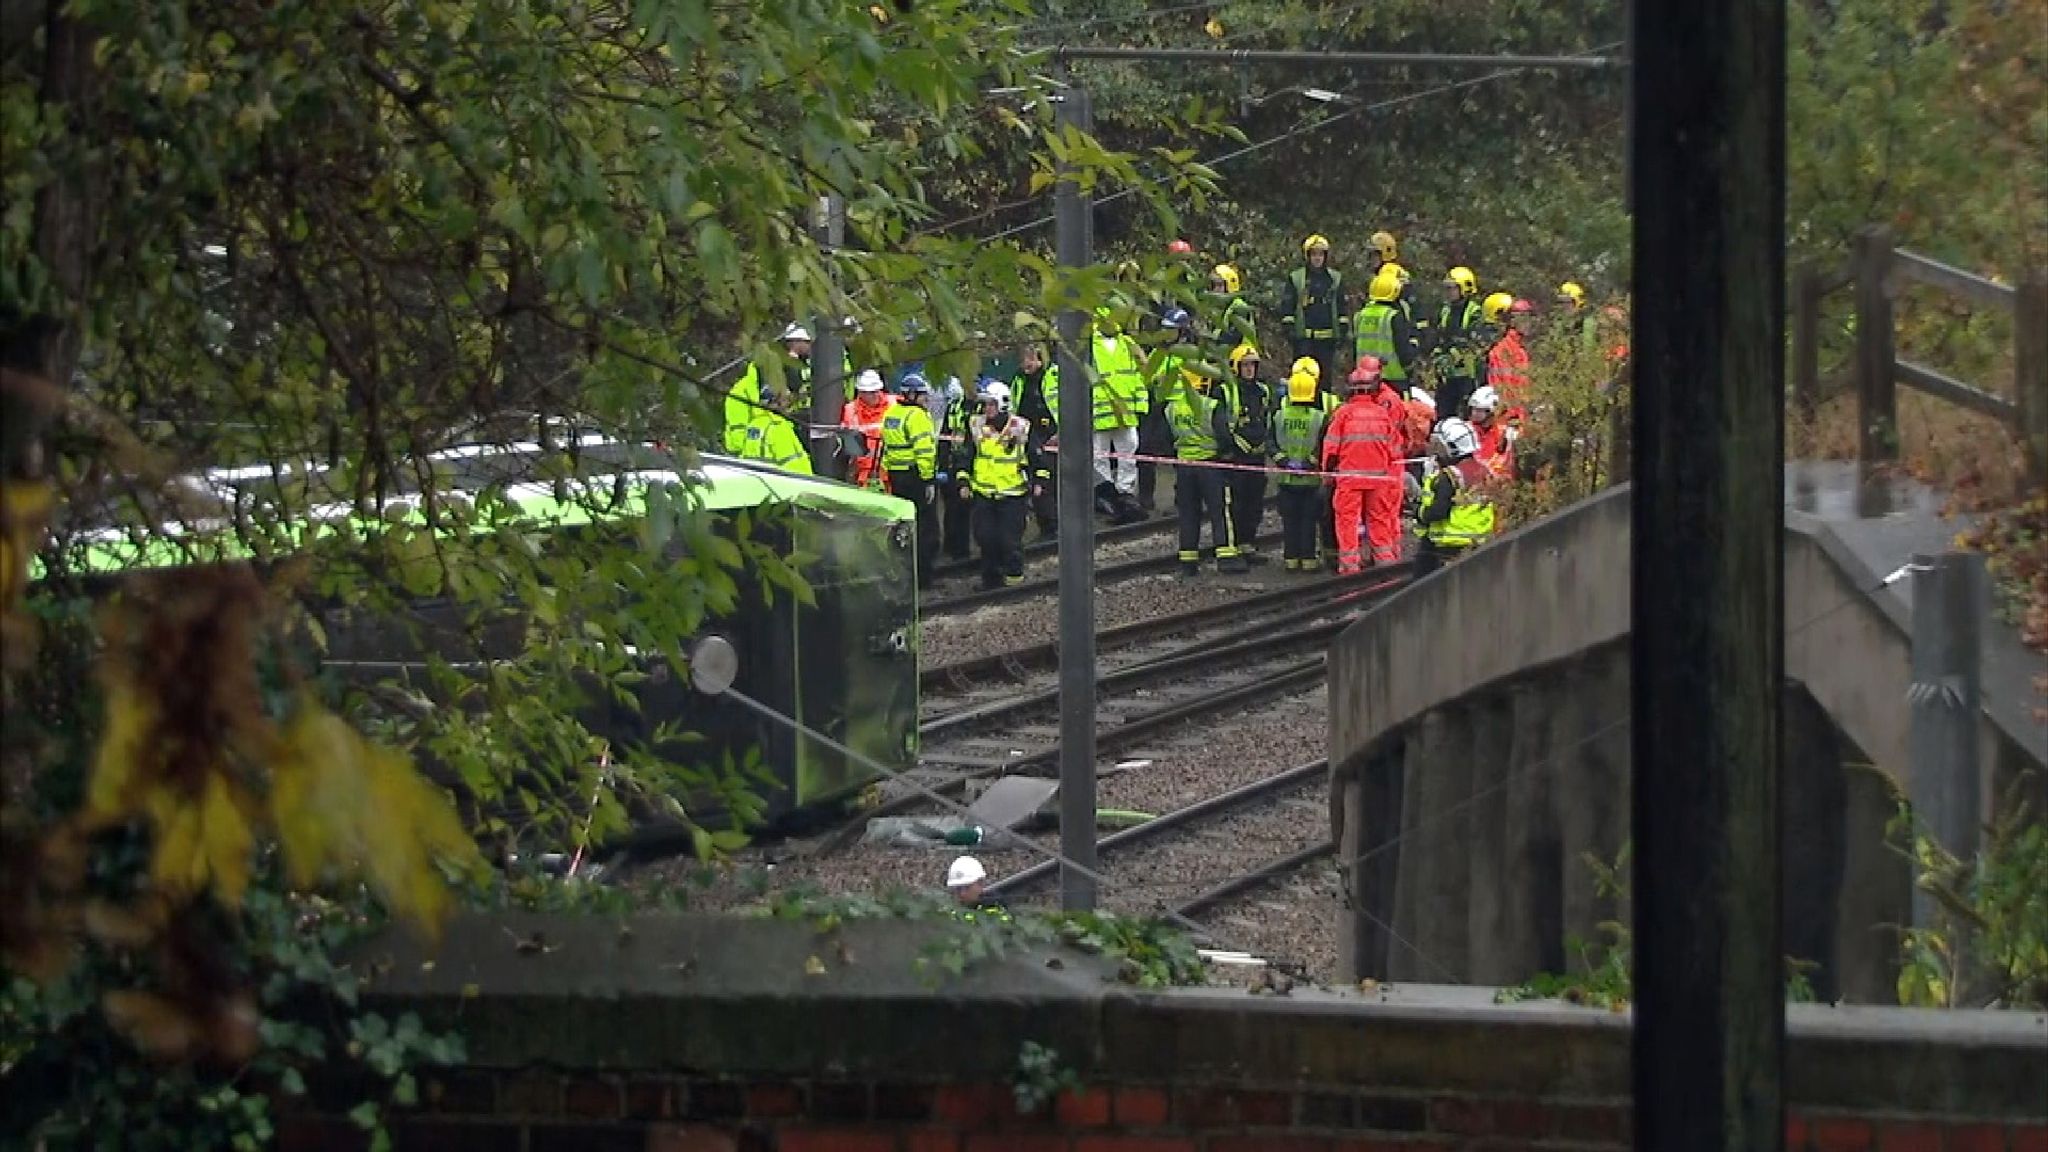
[41,440,918,835]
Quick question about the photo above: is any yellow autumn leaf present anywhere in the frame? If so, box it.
[1204,17,1225,38]
[143,774,256,906]
[146,787,207,897]
[85,682,157,825]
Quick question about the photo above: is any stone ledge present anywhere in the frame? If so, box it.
[349,914,2048,1120]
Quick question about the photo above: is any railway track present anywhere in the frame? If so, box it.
[926,516,1171,583]
[922,527,1282,616]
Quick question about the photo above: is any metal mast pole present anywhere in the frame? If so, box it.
[1053,84,1098,911]
[810,194,847,478]
[1629,0,1785,1147]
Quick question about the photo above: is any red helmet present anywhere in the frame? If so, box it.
[1348,358,1384,389]
[1509,298,1535,315]
[1166,239,1194,255]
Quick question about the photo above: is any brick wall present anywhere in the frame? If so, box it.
[273,914,2047,1152]
[277,1073,2048,1151]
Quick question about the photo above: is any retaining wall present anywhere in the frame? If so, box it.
[273,915,2048,1151]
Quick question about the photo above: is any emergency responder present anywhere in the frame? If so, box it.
[845,370,895,490]
[1413,416,1497,574]
[1218,335,1271,561]
[1368,231,1399,276]
[1465,385,1515,480]
[1267,351,1330,571]
[964,381,1032,589]
[946,856,1008,915]
[1278,235,1346,383]
[1556,281,1600,353]
[1352,267,1421,394]
[1138,308,1198,518]
[724,323,813,453]
[733,386,813,474]
[1322,357,1404,574]
[1485,294,1534,422]
[1011,343,1061,536]
[1434,268,1486,421]
[1090,309,1149,524]
[881,372,940,586]
[1205,264,1257,363]
[935,373,975,561]
[1165,349,1241,576]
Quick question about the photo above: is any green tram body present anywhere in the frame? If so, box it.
[39,441,918,833]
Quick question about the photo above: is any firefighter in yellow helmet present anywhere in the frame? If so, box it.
[1434,266,1486,420]
[1219,336,1273,564]
[1368,230,1399,273]
[1268,351,1332,570]
[1556,280,1599,352]
[1168,343,1245,576]
[1352,267,1421,394]
[1205,263,1256,362]
[1279,234,1345,385]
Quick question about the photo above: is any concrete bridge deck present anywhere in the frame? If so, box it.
[1327,461,2047,1001]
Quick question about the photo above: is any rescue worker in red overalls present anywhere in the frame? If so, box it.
[845,369,896,489]
[1484,295,1534,426]
[1322,358,1404,574]
[1465,385,1515,480]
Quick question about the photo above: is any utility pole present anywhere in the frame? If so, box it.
[1908,550,1987,931]
[1629,0,1785,1149]
[1053,83,1098,912]
[810,194,847,478]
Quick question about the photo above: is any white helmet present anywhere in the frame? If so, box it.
[946,856,987,888]
[855,369,885,393]
[1431,416,1481,460]
[980,381,1012,408]
[1466,385,1500,414]
[780,322,812,343]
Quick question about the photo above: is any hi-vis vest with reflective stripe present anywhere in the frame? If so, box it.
[969,421,1028,497]
[879,403,936,478]
[1352,302,1407,381]
[1165,387,1221,462]
[1271,402,1328,487]
[1421,460,1496,547]
[737,412,812,473]
[1287,266,1344,337]
[1091,334,1147,430]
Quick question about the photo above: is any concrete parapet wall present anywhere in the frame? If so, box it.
[272,915,2048,1152]
[1328,483,2046,1001]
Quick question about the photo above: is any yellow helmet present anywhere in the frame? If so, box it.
[1482,291,1516,324]
[1369,230,1398,263]
[1558,281,1587,309]
[1290,356,1321,381]
[1301,234,1331,256]
[1368,268,1401,303]
[1229,342,1261,373]
[1287,369,1320,404]
[1382,262,1410,287]
[1446,266,1479,297]
[1211,264,1242,294]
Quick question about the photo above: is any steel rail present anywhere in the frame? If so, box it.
[922,528,1282,616]
[1173,840,1336,921]
[920,566,1411,690]
[920,614,1352,737]
[927,516,1172,581]
[985,759,1329,897]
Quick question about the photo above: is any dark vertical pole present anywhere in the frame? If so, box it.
[810,195,847,478]
[1908,550,1987,932]
[1629,0,1785,1148]
[2014,277,2048,490]
[1853,225,1897,467]
[1053,84,1098,912]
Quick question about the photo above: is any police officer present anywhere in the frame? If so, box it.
[724,323,812,453]
[881,372,940,586]
[733,385,813,474]
[964,382,1032,589]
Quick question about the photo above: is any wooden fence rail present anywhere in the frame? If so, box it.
[1791,224,2048,486]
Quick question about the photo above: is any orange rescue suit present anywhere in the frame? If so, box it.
[1321,387,1405,572]
[846,393,895,489]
